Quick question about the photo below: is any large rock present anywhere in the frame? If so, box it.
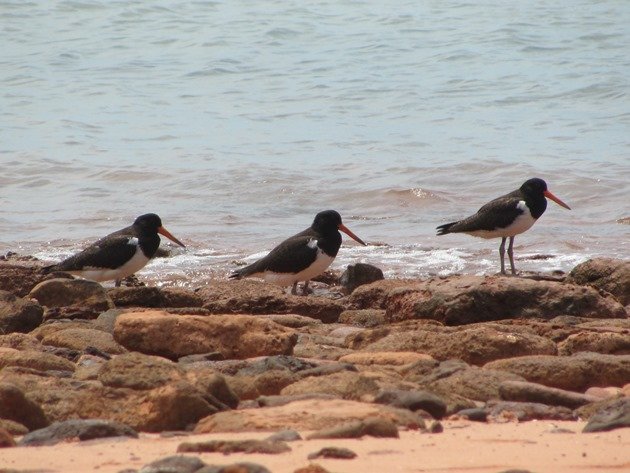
[557,332,630,355]
[566,258,630,306]
[40,328,126,355]
[583,398,630,433]
[485,352,630,391]
[114,310,297,360]
[0,348,75,372]
[194,398,425,433]
[28,278,114,312]
[0,290,43,334]
[351,276,627,324]
[19,419,137,446]
[196,280,345,323]
[362,326,556,365]
[499,380,598,408]
[0,333,42,351]
[280,371,380,401]
[0,383,49,430]
[0,263,47,297]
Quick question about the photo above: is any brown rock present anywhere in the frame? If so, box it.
[0,427,16,448]
[339,263,384,294]
[107,286,164,307]
[0,419,28,436]
[0,382,49,430]
[0,348,75,372]
[566,258,630,305]
[339,309,387,327]
[161,288,205,308]
[98,352,186,390]
[294,465,331,473]
[280,371,379,401]
[306,417,399,439]
[363,326,556,365]
[29,278,114,312]
[197,280,345,323]
[0,263,47,297]
[0,290,44,334]
[177,439,291,454]
[255,313,323,328]
[557,332,630,355]
[348,279,412,309]
[487,401,575,421]
[0,333,42,351]
[194,398,425,433]
[425,367,526,402]
[499,380,598,408]
[381,276,627,324]
[41,328,126,355]
[338,352,434,366]
[113,310,297,360]
[485,352,630,391]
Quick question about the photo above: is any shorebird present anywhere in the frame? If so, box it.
[230,210,367,294]
[436,178,570,275]
[43,213,185,286]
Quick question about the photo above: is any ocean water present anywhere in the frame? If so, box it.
[1,0,628,287]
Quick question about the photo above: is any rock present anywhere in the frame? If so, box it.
[40,328,126,354]
[0,290,44,334]
[499,380,598,408]
[177,439,291,454]
[351,276,627,324]
[0,348,76,372]
[339,263,384,294]
[0,333,42,351]
[265,429,302,442]
[184,368,240,409]
[308,447,357,460]
[566,258,630,305]
[0,263,47,297]
[18,419,138,446]
[94,309,126,333]
[584,386,624,400]
[363,326,556,365]
[197,280,345,323]
[108,286,164,307]
[256,394,338,408]
[0,427,16,448]
[583,398,630,433]
[294,465,331,473]
[198,463,272,473]
[424,367,527,402]
[0,419,29,436]
[306,417,399,439]
[339,309,387,327]
[73,354,107,381]
[29,278,114,312]
[138,455,207,473]
[256,313,323,328]
[114,310,298,360]
[484,352,630,391]
[280,371,379,401]
[373,389,447,419]
[486,401,575,421]
[178,352,225,363]
[428,420,443,433]
[0,383,49,430]
[339,352,434,366]
[194,398,426,433]
[557,332,630,355]
[161,288,205,308]
[98,352,188,390]
[456,408,488,422]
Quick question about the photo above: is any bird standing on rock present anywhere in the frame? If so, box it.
[230,210,367,295]
[43,213,185,286]
[436,178,571,275]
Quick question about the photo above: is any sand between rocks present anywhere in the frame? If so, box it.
[1,421,629,473]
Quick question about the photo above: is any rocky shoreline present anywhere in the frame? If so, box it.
[0,257,629,473]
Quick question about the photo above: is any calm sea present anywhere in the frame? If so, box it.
[1,1,628,286]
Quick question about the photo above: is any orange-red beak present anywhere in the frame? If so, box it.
[544,190,571,210]
[158,226,186,247]
[338,223,367,246]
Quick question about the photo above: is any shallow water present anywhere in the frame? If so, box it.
[1,1,628,286]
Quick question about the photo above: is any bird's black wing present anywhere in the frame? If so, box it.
[439,192,524,234]
[50,236,139,271]
[232,235,318,278]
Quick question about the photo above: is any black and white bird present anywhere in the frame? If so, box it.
[436,178,570,275]
[43,213,185,286]
[230,210,366,294]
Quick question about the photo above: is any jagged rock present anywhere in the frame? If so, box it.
[18,419,137,446]
[339,263,384,294]
[196,280,345,323]
[485,352,630,391]
[194,398,425,433]
[0,383,49,430]
[566,258,630,306]
[0,291,43,334]
[113,310,297,360]
[28,278,114,313]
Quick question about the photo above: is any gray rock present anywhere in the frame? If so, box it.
[308,447,357,460]
[138,455,206,473]
[487,401,575,421]
[340,263,384,294]
[583,398,630,433]
[265,429,302,442]
[0,290,43,334]
[499,380,597,409]
[19,419,138,446]
[373,389,447,419]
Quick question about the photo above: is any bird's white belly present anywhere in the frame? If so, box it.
[69,249,150,282]
[259,251,335,286]
[467,201,537,239]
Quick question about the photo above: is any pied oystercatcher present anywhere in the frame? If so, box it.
[436,178,571,275]
[230,210,367,294]
[43,213,185,286]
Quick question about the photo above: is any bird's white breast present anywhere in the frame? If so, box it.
[467,201,538,239]
[69,238,150,282]
[262,248,335,286]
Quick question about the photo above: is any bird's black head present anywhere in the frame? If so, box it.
[311,210,343,233]
[133,213,163,234]
[520,178,548,197]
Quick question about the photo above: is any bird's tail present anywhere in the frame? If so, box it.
[436,222,457,235]
[229,264,256,280]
